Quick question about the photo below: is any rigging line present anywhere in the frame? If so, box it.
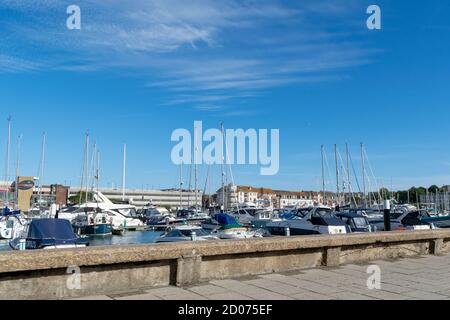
[79,132,88,204]
[90,142,97,193]
[363,148,382,204]
[224,127,239,211]
[337,150,358,206]
[203,164,210,198]
[349,152,362,194]
[322,148,334,193]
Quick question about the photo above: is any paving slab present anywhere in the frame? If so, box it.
[115,293,162,300]
[70,295,114,300]
[71,252,450,301]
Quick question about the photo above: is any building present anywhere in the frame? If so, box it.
[215,184,238,210]
[69,187,202,210]
[215,184,324,209]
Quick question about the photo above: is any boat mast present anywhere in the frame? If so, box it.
[15,134,22,208]
[361,142,367,208]
[221,123,226,211]
[122,143,126,202]
[37,132,46,206]
[96,150,100,207]
[84,134,89,203]
[334,144,340,207]
[203,164,211,210]
[187,158,192,208]
[346,143,352,207]
[79,133,88,204]
[194,122,198,211]
[4,117,11,207]
[179,161,183,209]
[90,142,97,193]
[321,145,326,205]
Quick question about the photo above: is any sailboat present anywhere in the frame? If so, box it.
[27,132,49,217]
[70,136,113,236]
[0,118,27,239]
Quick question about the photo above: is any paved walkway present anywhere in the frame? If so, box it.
[75,253,450,300]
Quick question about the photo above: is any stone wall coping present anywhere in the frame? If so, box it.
[1,230,450,274]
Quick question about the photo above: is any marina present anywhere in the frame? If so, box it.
[1,0,449,305]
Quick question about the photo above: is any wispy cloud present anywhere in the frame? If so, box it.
[0,54,41,73]
[0,0,380,114]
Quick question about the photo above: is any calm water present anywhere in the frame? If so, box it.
[0,230,164,251]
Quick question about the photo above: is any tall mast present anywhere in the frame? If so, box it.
[37,132,46,206]
[221,123,226,211]
[15,134,23,208]
[4,117,11,206]
[97,151,100,192]
[321,145,326,205]
[346,143,351,205]
[203,164,211,210]
[194,123,198,211]
[79,133,88,204]
[90,142,97,192]
[84,134,89,203]
[122,144,126,202]
[361,142,367,208]
[334,144,340,206]
[187,157,192,207]
[179,162,183,209]
[96,150,100,206]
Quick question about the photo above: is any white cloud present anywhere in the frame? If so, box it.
[0,0,381,114]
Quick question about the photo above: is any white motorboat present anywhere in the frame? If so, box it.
[61,192,145,234]
[156,225,218,243]
[202,213,264,239]
[9,219,89,250]
[0,208,28,240]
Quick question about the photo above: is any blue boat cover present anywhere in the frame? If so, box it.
[279,212,297,220]
[2,207,21,216]
[28,219,78,241]
[214,213,239,226]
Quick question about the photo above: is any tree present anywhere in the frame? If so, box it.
[428,185,440,193]
[68,191,93,205]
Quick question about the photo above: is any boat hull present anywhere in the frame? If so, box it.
[73,223,112,236]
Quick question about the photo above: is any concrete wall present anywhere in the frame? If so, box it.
[1,230,450,300]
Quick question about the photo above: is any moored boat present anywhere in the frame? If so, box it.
[156,225,218,243]
[72,209,112,236]
[266,206,348,236]
[9,218,89,250]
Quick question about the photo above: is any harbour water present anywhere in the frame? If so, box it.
[0,230,164,251]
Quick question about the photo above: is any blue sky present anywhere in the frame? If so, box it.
[1,0,450,193]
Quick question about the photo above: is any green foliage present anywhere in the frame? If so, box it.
[68,191,93,205]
